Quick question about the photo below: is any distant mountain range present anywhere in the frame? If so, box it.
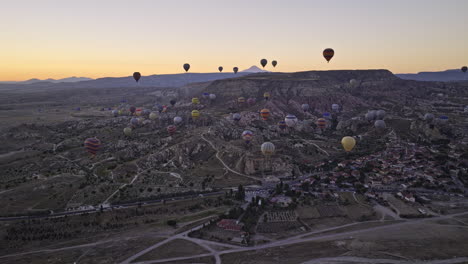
[0,77,93,84]
[396,69,468,82]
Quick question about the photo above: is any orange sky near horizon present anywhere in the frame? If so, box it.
[1,0,467,81]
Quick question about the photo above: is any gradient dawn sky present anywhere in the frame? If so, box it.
[1,0,468,81]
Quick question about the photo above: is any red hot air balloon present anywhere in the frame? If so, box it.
[167,125,177,135]
[323,48,334,63]
[133,72,141,82]
[84,138,101,156]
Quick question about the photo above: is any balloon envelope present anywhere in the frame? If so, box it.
[233,113,241,121]
[209,94,216,100]
[261,142,275,156]
[285,114,298,127]
[233,67,238,74]
[260,59,267,68]
[260,109,270,120]
[272,60,277,67]
[183,63,190,72]
[133,72,141,82]
[242,130,253,143]
[174,116,182,124]
[374,120,386,130]
[462,66,467,73]
[323,48,334,62]
[218,66,223,72]
[341,136,356,152]
[301,104,310,112]
[84,138,101,155]
[376,110,386,120]
[123,127,132,136]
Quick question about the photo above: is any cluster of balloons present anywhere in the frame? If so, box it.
[260,59,278,68]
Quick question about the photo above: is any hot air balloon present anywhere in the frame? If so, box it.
[374,120,386,130]
[129,106,136,115]
[133,72,141,82]
[233,67,239,74]
[261,142,275,156]
[209,94,216,100]
[170,99,176,106]
[174,116,182,124]
[154,104,163,113]
[332,104,340,112]
[323,112,331,120]
[260,109,270,120]
[247,98,256,105]
[218,66,223,72]
[202,92,210,99]
[285,114,298,128]
[272,60,277,67]
[317,118,327,129]
[237,97,246,104]
[462,66,467,73]
[112,110,119,117]
[192,97,200,105]
[424,113,434,122]
[260,59,268,68]
[130,117,139,127]
[242,130,253,144]
[341,136,356,152]
[365,110,376,121]
[323,48,334,63]
[123,127,132,136]
[232,113,241,122]
[278,120,287,130]
[167,125,177,135]
[191,110,200,120]
[439,115,449,123]
[376,110,386,120]
[349,79,358,87]
[264,92,270,101]
[142,109,150,116]
[84,138,101,156]
[149,112,158,120]
[135,108,143,116]
[183,63,190,72]
[301,104,310,112]
[162,105,168,113]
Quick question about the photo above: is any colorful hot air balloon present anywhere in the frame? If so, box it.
[272,60,277,67]
[242,130,253,144]
[192,97,200,105]
[439,115,449,123]
[323,48,334,63]
[218,66,223,72]
[374,120,386,130]
[191,110,200,120]
[209,94,216,100]
[133,72,141,82]
[261,142,275,156]
[341,136,356,152]
[323,112,331,120]
[264,92,270,101]
[301,104,310,112]
[285,114,298,128]
[233,113,241,121]
[278,120,287,130]
[260,59,268,68]
[129,106,136,115]
[233,67,238,74]
[260,109,270,120]
[317,118,327,129]
[237,97,246,104]
[167,125,177,135]
[247,98,256,105]
[135,108,143,116]
[112,110,119,117]
[149,112,158,120]
[202,92,210,99]
[174,116,182,124]
[170,99,176,106]
[123,127,132,136]
[84,138,101,156]
[462,66,467,73]
[183,63,190,72]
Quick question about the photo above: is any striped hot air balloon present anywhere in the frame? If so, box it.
[174,116,182,124]
[191,110,200,120]
[317,118,327,129]
[323,48,334,63]
[192,98,200,105]
[264,92,270,101]
[242,130,253,144]
[84,138,101,156]
[323,112,331,120]
[260,109,270,120]
[238,97,246,104]
[285,114,298,128]
[278,120,287,130]
[261,142,275,156]
[167,125,177,135]
[232,113,241,121]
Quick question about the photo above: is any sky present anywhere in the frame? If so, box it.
[1,0,467,81]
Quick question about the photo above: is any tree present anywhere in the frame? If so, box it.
[167,220,177,227]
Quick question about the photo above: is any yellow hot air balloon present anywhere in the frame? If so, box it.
[341,136,356,152]
[123,127,132,136]
[192,98,200,105]
[149,112,158,120]
[191,110,200,120]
